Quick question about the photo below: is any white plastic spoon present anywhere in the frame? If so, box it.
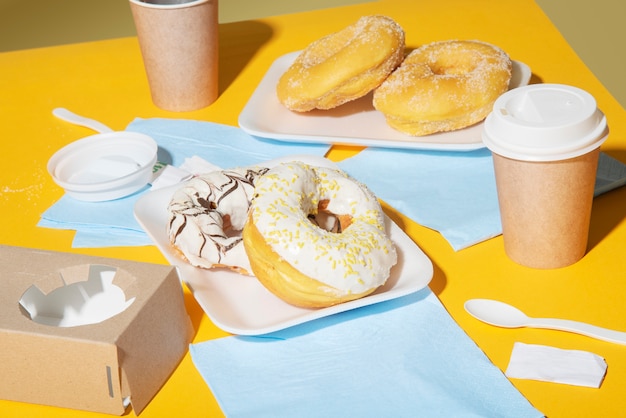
[464,298,626,345]
[52,107,114,133]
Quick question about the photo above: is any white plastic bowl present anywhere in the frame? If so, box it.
[48,131,158,201]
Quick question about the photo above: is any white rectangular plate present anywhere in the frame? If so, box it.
[134,156,433,335]
[238,51,531,151]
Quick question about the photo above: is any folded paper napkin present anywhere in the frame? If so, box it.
[190,288,543,418]
[39,118,626,249]
[38,119,329,247]
[506,342,607,388]
[37,189,154,247]
[338,148,626,250]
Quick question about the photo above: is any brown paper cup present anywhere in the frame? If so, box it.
[493,148,600,269]
[483,84,609,269]
[130,0,218,111]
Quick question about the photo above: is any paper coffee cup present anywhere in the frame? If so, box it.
[483,84,609,269]
[129,0,218,111]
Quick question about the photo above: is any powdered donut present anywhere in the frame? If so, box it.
[167,166,269,275]
[242,161,397,308]
[373,40,512,136]
[277,15,405,112]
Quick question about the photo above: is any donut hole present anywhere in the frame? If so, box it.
[308,211,342,233]
[308,200,353,233]
[220,214,240,238]
[430,51,479,75]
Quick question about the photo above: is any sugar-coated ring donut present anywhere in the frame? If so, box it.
[373,40,512,136]
[167,166,268,275]
[277,15,405,112]
[242,161,397,308]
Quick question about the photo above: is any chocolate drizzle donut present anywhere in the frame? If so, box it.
[167,166,269,275]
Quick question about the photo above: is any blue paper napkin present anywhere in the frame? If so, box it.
[190,288,543,418]
[39,117,626,250]
[127,118,329,168]
[38,119,330,247]
[37,185,153,247]
[338,147,501,250]
[338,148,626,250]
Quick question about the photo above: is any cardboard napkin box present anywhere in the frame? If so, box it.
[0,245,194,415]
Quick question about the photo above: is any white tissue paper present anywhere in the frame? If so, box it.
[505,342,607,388]
[150,164,192,190]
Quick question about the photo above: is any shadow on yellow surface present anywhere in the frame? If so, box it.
[218,20,273,94]
[0,0,372,51]
[3,0,623,108]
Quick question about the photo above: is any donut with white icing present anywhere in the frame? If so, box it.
[373,40,512,136]
[167,166,269,275]
[242,161,397,308]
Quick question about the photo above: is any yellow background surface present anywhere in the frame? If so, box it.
[1,1,626,417]
[0,0,624,109]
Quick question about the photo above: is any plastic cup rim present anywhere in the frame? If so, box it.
[128,0,209,9]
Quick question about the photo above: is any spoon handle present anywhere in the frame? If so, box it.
[530,317,626,345]
[53,107,114,134]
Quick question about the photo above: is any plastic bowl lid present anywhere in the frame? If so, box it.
[47,131,158,201]
[482,84,609,161]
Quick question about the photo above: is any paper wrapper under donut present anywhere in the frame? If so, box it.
[129,0,219,111]
[492,149,600,269]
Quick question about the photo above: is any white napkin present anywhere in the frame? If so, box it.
[506,342,607,388]
[150,156,221,191]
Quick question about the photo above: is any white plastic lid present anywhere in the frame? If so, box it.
[482,84,609,161]
[48,131,158,201]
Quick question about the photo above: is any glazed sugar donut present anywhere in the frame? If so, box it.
[373,40,512,136]
[277,15,405,112]
[167,166,269,275]
[242,161,397,308]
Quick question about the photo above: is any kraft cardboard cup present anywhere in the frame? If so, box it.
[483,84,609,269]
[129,0,218,111]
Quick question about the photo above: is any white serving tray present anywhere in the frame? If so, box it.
[134,156,433,335]
[239,51,532,151]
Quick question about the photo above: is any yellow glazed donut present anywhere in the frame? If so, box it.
[277,15,405,112]
[373,40,512,136]
[167,166,268,275]
[242,161,397,308]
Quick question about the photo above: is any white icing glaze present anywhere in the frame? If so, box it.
[250,161,397,294]
[168,166,268,273]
